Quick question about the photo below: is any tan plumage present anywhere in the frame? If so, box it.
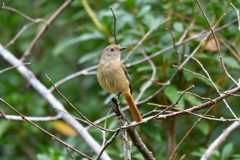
[97,44,142,122]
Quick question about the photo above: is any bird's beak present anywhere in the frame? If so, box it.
[120,47,126,51]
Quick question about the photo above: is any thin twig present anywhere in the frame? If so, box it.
[96,130,121,160]
[142,76,170,86]
[201,120,240,159]
[66,146,74,160]
[166,28,180,65]
[147,104,239,122]
[110,96,155,160]
[177,91,212,101]
[0,107,6,119]
[135,50,156,103]
[2,6,44,22]
[169,103,217,160]
[179,16,196,42]
[20,0,74,62]
[4,22,41,48]
[109,6,118,45]
[218,36,240,61]
[149,85,195,120]
[0,113,61,121]
[0,61,32,74]
[230,3,240,31]
[172,65,209,81]
[49,66,97,92]
[0,0,4,10]
[102,109,112,147]
[123,18,170,62]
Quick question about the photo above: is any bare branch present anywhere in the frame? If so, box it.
[109,6,118,44]
[123,18,170,62]
[201,121,240,160]
[166,28,180,65]
[135,50,156,103]
[0,0,4,10]
[169,103,217,160]
[230,3,240,31]
[109,96,155,160]
[0,61,32,74]
[49,66,97,92]
[2,6,44,22]
[20,0,74,62]
[0,113,61,121]
[96,130,121,160]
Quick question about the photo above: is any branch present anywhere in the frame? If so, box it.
[2,6,44,22]
[0,61,32,74]
[20,0,74,62]
[135,50,156,103]
[230,3,240,31]
[201,121,240,160]
[0,114,61,121]
[166,28,180,65]
[109,6,118,44]
[110,96,155,160]
[0,0,3,10]
[169,103,218,159]
[123,18,170,62]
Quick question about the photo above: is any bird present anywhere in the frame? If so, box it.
[97,44,142,122]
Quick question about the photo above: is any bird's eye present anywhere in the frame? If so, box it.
[110,48,114,52]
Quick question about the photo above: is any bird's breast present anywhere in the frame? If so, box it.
[97,61,130,94]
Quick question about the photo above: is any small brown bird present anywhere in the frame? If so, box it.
[97,44,142,122]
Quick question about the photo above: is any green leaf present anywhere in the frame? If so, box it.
[137,66,153,72]
[37,154,50,160]
[78,50,100,64]
[0,121,11,138]
[221,143,233,160]
[184,94,201,106]
[137,5,151,17]
[139,80,152,93]
[164,85,184,109]
[182,67,196,81]
[173,22,184,33]
[222,56,240,69]
[142,123,161,141]
[53,31,105,55]
[196,120,209,135]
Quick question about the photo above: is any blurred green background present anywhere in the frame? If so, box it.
[1,0,240,160]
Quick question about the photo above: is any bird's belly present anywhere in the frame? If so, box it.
[97,62,129,94]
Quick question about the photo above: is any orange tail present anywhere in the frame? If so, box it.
[123,92,142,122]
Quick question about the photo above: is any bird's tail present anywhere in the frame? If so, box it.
[123,92,142,122]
